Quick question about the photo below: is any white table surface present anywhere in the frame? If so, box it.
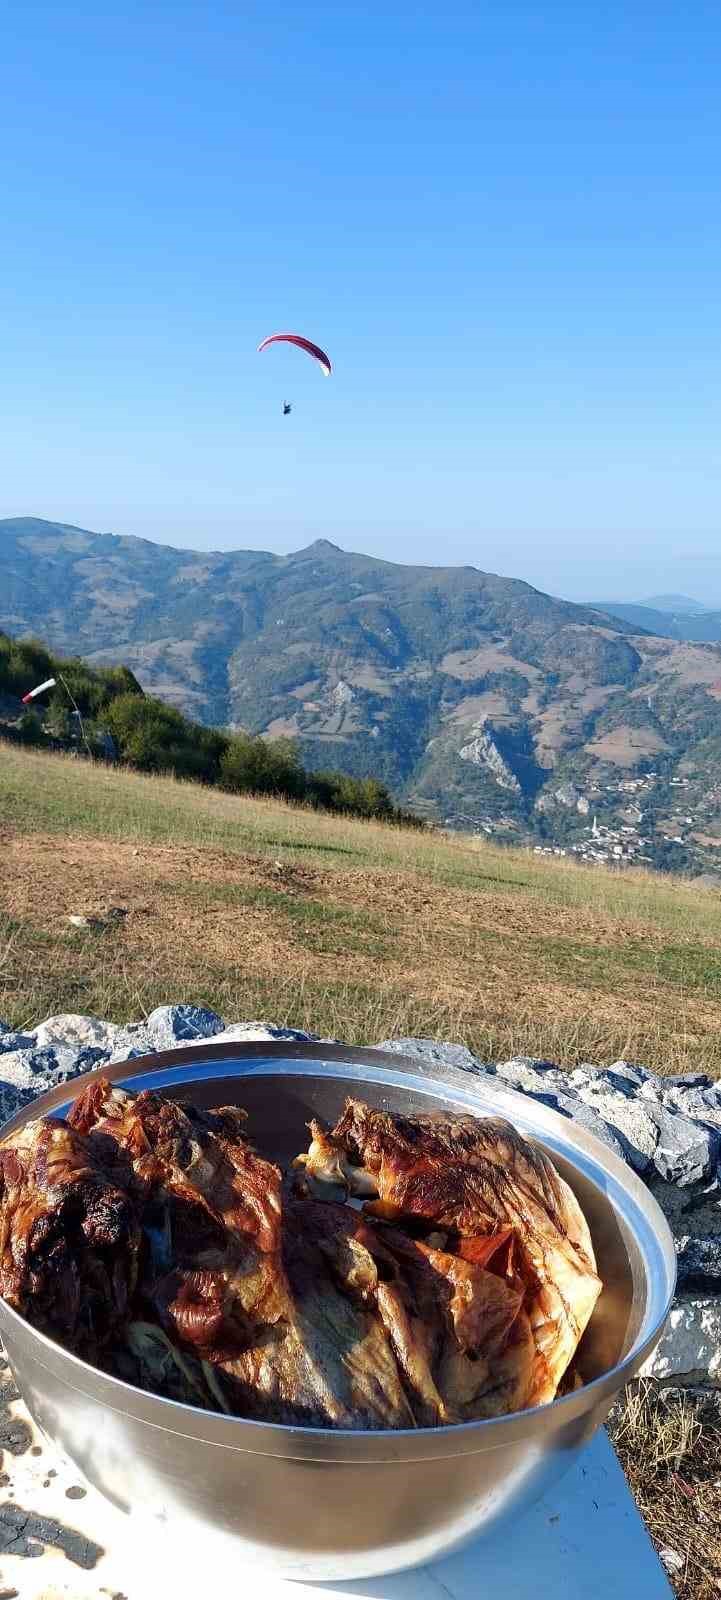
[0,1386,672,1600]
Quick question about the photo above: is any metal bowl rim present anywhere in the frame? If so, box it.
[0,1039,676,1457]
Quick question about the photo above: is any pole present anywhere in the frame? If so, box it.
[57,673,94,761]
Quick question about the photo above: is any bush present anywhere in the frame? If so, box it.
[219,734,306,799]
[16,710,45,746]
[0,635,55,698]
[306,770,395,819]
[104,693,228,783]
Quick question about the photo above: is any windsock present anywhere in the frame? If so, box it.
[21,677,56,704]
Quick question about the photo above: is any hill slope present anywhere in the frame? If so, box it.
[3,740,721,1076]
[6,517,721,871]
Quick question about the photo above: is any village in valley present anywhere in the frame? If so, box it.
[458,770,721,877]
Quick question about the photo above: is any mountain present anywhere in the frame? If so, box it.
[6,516,721,873]
[595,600,721,644]
[643,594,709,615]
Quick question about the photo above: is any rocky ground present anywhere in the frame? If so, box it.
[1,1004,720,1388]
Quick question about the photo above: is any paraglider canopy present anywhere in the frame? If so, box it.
[258,333,332,377]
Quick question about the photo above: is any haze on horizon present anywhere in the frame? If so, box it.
[1,4,720,604]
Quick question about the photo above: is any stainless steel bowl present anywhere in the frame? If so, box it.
[0,1042,675,1581]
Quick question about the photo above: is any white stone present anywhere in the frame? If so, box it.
[144,1004,225,1048]
[203,1023,318,1045]
[32,1013,120,1053]
[572,1087,659,1173]
[376,1038,486,1075]
[495,1057,568,1094]
[640,1296,721,1383]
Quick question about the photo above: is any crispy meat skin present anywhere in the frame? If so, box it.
[69,1080,287,1361]
[0,1081,602,1426]
[0,1119,140,1360]
[66,1083,414,1427]
[218,1197,414,1428]
[308,1099,602,1405]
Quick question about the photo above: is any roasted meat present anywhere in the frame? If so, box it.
[66,1082,413,1427]
[217,1197,415,1427]
[69,1080,288,1399]
[299,1099,602,1405]
[0,1118,140,1361]
[0,1080,602,1427]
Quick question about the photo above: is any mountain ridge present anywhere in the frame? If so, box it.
[5,516,721,873]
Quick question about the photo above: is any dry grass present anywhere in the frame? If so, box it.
[610,1382,721,1599]
[2,742,721,1071]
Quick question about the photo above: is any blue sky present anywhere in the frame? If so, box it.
[1,1,720,600]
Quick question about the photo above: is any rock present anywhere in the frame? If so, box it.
[106,1019,321,1066]
[660,1073,714,1091]
[33,1014,120,1055]
[144,1005,225,1049]
[571,1085,659,1174]
[68,906,129,931]
[579,1062,655,1097]
[495,1057,569,1095]
[0,1081,36,1124]
[107,1036,154,1062]
[661,1084,721,1128]
[375,1038,488,1077]
[0,1044,107,1127]
[457,729,522,794]
[0,1020,11,1035]
[650,1106,719,1186]
[554,781,580,809]
[641,1295,721,1383]
[546,1093,627,1162]
[659,1548,684,1578]
[208,1023,318,1045]
[676,1234,721,1293]
[0,1032,37,1055]
[647,1174,721,1238]
[107,1023,155,1062]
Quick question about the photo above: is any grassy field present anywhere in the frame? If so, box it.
[2,741,721,1073]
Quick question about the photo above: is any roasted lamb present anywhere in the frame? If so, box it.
[0,1081,602,1426]
[298,1099,602,1406]
[0,1117,140,1362]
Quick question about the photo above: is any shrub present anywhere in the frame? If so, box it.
[104,693,228,783]
[219,734,306,799]
[16,709,45,746]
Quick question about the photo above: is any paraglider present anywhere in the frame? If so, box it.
[258,333,332,377]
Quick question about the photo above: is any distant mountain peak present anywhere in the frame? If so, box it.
[643,594,706,615]
[295,538,344,555]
